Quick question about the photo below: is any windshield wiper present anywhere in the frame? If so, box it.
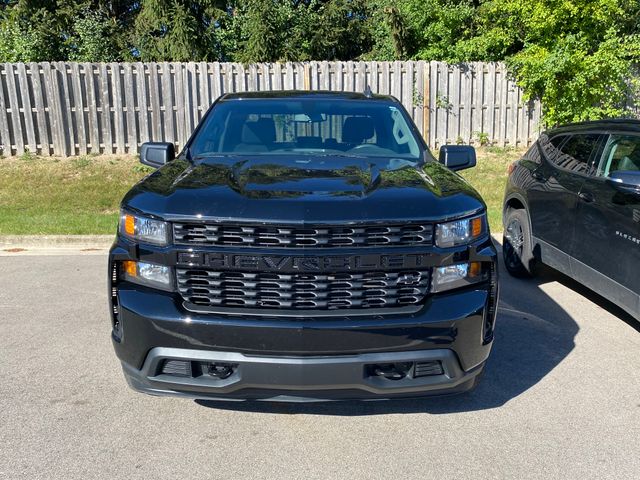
[191,153,240,162]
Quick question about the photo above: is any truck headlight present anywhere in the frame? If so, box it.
[120,211,168,246]
[431,262,487,292]
[435,214,486,248]
[122,261,173,291]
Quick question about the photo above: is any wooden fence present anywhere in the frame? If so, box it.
[0,61,542,157]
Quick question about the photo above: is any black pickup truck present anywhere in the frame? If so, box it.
[108,91,498,401]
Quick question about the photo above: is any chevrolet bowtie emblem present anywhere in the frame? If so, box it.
[397,272,422,285]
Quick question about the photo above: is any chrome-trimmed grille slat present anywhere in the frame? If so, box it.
[173,223,433,248]
[177,269,430,310]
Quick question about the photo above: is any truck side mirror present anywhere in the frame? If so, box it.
[607,170,640,196]
[438,145,477,171]
[140,142,175,168]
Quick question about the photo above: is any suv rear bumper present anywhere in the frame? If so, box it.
[122,347,485,401]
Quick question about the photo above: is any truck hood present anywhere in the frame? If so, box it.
[122,155,485,223]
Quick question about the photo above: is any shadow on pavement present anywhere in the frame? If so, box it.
[548,269,640,333]
[195,260,614,415]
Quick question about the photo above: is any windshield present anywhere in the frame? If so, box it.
[189,98,423,160]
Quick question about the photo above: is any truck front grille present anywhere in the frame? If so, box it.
[177,269,431,310]
[173,222,433,248]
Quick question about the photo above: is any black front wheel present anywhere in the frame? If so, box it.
[503,209,536,278]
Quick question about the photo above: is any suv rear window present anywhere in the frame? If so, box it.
[539,133,566,162]
[554,134,601,174]
[523,142,541,163]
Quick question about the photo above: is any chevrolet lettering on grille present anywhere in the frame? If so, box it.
[176,252,432,273]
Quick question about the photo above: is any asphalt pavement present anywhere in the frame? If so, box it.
[1,251,639,479]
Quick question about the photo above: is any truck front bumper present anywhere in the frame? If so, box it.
[122,347,484,401]
[112,282,496,401]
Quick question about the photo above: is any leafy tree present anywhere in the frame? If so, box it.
[389,0,640,125]
[0,0,138,62]
[401,0,477,61]
[306,0,371,61]
[132,0,226,61]
[360,1,397,61]
[218,0,373,63]
[235,0,281,62]
[460,0,640,125]
[0,10,40,61]
[0,1,66,61]
[68,9,120,62]
[384,6,409,59]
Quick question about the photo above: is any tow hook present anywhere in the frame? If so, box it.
[207,363,236,379]
[371,362,413,380]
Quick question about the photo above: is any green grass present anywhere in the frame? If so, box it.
[0,148,523,235]
[0,155,151,235]
[461,146,524,233]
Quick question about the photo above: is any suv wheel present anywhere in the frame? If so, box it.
[503,208,536,278]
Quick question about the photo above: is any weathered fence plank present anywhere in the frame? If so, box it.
[84,63,100,152]
[148,63,161,143]
[110,62,125,154]
[17,63,37,153]
[414,60,424,139]
[472,62,484,144]
[201,61,211,118]
[173,63,186,148]
[123,63,137,154]
[29,62,50,155]
[0,61,542,156]
[461,65,472,144]
[497,66,508,147]
[5,63,24,154]
[44,63,66,155]
[184,62,196,136]
[0,65,11,155]
[161,62,175,145]
[99,63,113,154]
[70,62,87,155]
[136,62,149,145]
[486,63,497,146]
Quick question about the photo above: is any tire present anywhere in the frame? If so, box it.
[503,208,536,278]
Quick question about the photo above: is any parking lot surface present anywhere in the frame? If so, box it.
[1,253,639,479]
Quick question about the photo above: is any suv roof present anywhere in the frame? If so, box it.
[548,118,640,136]
[219,90,395,102]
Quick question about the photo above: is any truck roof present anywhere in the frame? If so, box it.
[218,90,395,102]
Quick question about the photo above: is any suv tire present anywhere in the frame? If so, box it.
[503,208,536,278]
